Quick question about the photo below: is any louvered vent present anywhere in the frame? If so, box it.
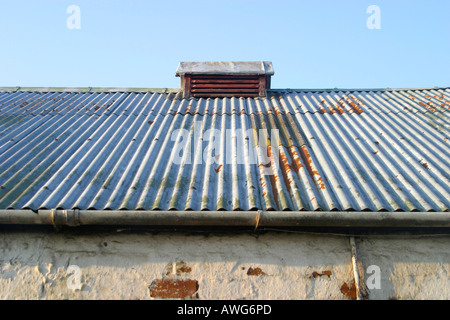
[190,75,262,98]
[176,61,274,98]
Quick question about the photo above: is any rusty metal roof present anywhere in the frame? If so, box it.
[0,87,449,212]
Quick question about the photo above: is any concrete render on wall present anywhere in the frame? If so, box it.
[356,236,450,300]
[0,229,449,300]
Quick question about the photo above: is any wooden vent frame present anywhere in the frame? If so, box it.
[182,74,269,98]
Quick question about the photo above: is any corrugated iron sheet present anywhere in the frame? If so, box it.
[0,88,449,212]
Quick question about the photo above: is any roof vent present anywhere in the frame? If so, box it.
[176,61,274,98]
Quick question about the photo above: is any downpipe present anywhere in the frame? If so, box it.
[0,209,450,229]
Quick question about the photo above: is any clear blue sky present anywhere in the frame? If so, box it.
[0,0,449,89]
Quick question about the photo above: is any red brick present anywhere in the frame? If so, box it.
[149,279,198,299]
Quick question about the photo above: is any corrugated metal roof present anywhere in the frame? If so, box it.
[0,87,449,212]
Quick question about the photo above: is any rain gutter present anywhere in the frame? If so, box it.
[0,209,449,229]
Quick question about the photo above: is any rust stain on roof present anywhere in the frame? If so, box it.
[279,148,291,174]
[273,104,282,115]
[301,145,325,190]
[327,107,336,114]
[214,164,223,173]
[334,103,345,115]
[419,101,436,112]
[279,147,292,194]
[350,94,365,106]
[288,146,304,171]
[184,102,193,115]
[267,146,280,209]
[347,99,364,114]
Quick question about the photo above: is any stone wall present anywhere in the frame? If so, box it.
[0,228,449,300]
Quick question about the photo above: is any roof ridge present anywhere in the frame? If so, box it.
[269,87,450,92]
[0,87,181,93]
[1,87,449,93]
